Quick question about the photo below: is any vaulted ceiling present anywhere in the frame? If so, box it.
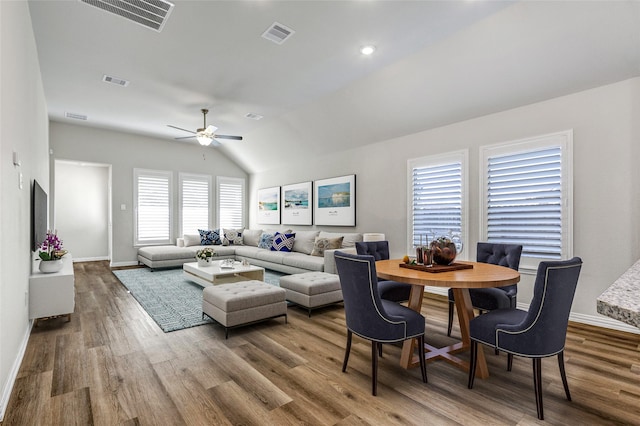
[29,0,640,173]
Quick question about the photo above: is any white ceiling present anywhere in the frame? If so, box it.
[28,0,640,173]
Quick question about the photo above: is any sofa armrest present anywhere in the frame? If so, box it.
[324,247,357,274]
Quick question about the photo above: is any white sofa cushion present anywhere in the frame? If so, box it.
[292,230,320,255]
[282,252,324,271]
[183,234,202,247]
[242,229,263,247]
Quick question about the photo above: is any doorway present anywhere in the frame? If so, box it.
[54,160,112,262]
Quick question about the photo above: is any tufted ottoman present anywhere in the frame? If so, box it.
[279,272,343,317]
[202,280,287,338]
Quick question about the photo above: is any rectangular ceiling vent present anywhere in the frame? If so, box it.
[262,22,295,45]
[80,0,174,32]
[102,74,130,87]
[65,112,88,121]
[245,112,263,121]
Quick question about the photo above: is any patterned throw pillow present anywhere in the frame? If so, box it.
[222,228,244,246]
[271,232,296,252]
[258,233,275,249]
[311,236,344,257]
[198,229,222,245]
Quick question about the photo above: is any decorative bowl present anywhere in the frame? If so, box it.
[430,238,457,265]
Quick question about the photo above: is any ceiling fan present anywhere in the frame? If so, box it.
[167,109,243,147]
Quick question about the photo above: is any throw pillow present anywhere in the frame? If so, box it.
[258,233,275,249]
[242,229,263,247]
[183,234,201,247]
[198,229,222,245]
[311,236,344,257]
[292,230,320,255]
[222,228,244,246]
[271,232,296,252]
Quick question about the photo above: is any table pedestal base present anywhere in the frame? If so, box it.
[400,286,489,379]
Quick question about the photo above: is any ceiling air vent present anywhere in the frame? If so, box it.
[261,22,295,45]
[80,0,174,32]
[102,74,130,87]
[65,112,88,121]
[245,113,263,121]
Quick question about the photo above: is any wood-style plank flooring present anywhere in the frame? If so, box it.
[3,261,640,425]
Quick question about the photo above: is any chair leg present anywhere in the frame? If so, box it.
[342,330,352,373]
[371,341,379,396]
[417,334,428,383]
[468,340,478,389]
[447,300,455,336]
[507,353,513,371]
[533,358,544,420]
[558,351,572,401]
[378,343,383,358]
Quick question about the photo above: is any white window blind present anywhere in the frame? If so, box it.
[179,173,210,235]
[487,147,562,259]
[407,151,467,253]
[134,169,172,245]
[217,177,245,229]
[481,130,573,267]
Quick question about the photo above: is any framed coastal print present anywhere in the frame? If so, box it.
[314,174,356,226]
[281,181,313,225]
[257,186,280,224]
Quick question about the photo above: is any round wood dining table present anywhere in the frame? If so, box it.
[376,259,520,379]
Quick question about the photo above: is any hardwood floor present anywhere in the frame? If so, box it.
[3,261,640,425]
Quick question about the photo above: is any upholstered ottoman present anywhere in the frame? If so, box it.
[202,280,287,338]
[279,272,343,317]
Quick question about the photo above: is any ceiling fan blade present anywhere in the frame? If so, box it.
[175,135,195,140]
[167,125,196,134]
[214,134,243,141]
[204,125,218,135]
[210,139,222,147]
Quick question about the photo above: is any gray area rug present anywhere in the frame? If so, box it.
[112,267,286,332]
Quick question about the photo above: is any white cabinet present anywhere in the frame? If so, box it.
[29,254,75,321]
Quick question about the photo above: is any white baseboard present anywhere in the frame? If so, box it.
[73,256,109,262]
[425,289,639,335]
[110,260,139,268]
[1,320,33,422]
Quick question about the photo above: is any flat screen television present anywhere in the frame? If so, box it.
[31,180,48,252]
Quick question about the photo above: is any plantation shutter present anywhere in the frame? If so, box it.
[135,169,172,245]
[218,177,245,229]
[411,161,462,247]
[180,174,210,235]
[486,146,562,259]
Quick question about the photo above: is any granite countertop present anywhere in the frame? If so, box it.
[597,259,640,329]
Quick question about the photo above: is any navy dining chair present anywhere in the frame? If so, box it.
[355,241,412,302]
[334,251,427,395]
[447,242,523,337]
[467,257,583,420]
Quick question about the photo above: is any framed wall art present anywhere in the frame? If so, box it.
[314,174,356,226]
[281,181,313,225]
[257,186,281,224]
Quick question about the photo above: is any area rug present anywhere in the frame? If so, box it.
[112,267,286,332]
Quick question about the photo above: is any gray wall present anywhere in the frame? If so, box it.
[251,77,640,332]
[49,122,248,265]
[0,1,50,418]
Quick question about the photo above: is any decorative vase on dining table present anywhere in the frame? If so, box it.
[39,259,64,273]
[430,238,458,265]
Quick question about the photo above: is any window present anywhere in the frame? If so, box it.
[134,169,173,245]
[179,173,211,236]
[480,130,573,270]
[407,151,468,255]
[217,177,245,229]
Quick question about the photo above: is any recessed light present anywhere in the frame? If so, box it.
[360,45,376,55]
[245,112,263,121]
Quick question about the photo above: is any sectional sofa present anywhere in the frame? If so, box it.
[137,229,362,275]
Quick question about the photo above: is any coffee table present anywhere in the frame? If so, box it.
[183,260,265,287]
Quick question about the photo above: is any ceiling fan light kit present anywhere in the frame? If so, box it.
[168,108,242,147]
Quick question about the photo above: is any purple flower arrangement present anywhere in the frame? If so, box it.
[39,230,67,261]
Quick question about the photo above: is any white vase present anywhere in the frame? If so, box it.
[39,259,64,273]
[197,258,211,267]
